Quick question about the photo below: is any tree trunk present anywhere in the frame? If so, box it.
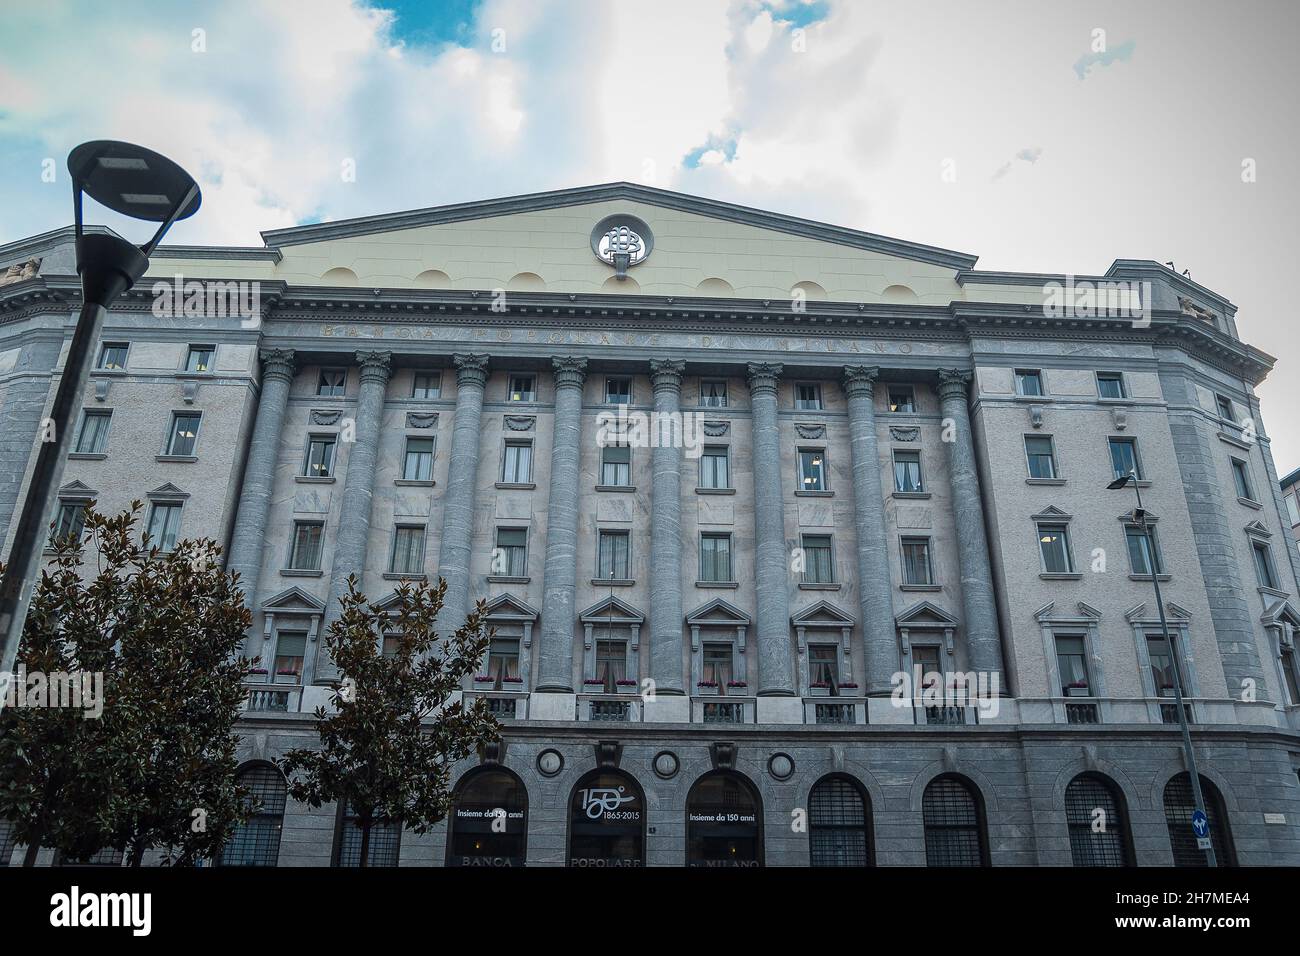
[358,820,371,868]
[22,775,59,866]
[129,841,146,867]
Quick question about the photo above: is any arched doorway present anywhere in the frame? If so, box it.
[567,768,646,867]
[1163,772,1235,866]
[922,774,989,867]
[808,774,873,866]
[685,770,763,867]
[446,767,528,867]
[1065,773,1133,866]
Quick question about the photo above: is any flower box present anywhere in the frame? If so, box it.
[696,681,720,696]
[809,683,831,697]
[501,677,523,687]
[726,681,748,692]
[1064,685,1090,697]
[473,676,495,689]
[616,680,638,695]
[839,683,859,694]
[248,668,269,679]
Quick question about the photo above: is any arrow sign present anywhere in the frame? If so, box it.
[1191,809,1209,838]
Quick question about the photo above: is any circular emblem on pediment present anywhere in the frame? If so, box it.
[591,214,653,278]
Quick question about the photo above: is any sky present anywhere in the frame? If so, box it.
[1,0,1298,466]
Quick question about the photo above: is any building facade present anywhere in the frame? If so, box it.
[3,183,1300,866]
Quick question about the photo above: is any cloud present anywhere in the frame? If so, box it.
[1074,39,1136,80]
[991,146,1043,182]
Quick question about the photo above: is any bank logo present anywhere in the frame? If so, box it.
[580,786,636,819]
[591,215,653,280]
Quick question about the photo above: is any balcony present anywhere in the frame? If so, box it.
[463,689,529,720]
[577,693,643,723]
[691,695,754,724]
[1160,701,1195,725]
[919,704,978,726]
[802,698,867,725]
[1065,701,1100,724]
[244,682,302,714]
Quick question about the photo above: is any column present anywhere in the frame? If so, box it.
[648,359,685,695]
[746,362,796,697]
[535,357,587,694]
[227,348,295,630]
[315,349,391,683]
[936,369,1004,682]
[434,353,489,637]
[0,338,62,556]
[842,366,899,695]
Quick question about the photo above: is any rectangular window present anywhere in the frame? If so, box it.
[1287,493,1300,527]
[1282,649,1300,706]
[146,502,182,551]
[1024,435,1057,479]
[809,645,839,693]
[600,444,630,486]
[304,436,337,478]
[801,534,834,584]
[289,521,324,571]
[508,374,535,402]
[1096,372,1125,399]
[700,380,728,407]
[597,530,630,580]
[596,640,627,692]
[1108,437,1141,481]
[273,632,307,683]
[1231,458,1254,500]
[51,502,86,547]
[799,449,827,492]
[702,643,734,689]
[1147,634,1181,696]
[74,410,112,454]
[912,645,941,682]
[382,635,402,659]
[487,638,520,688]
[185,345,214,373]
[97,343,128,370]
[699,445,730,489]
[1253,541,1278,590]
[1216,394,1234,421]
[165,412,202,456]
[390,525,426,575]
[403,437,434,481]
[411,373,441,399]
[888,386,915,413]
[317,368,346,396]
[893,450,923,493]
[1055,634,1090,695]
[795,383,823,410]
[1015,369,1043,397]
[605,377,631,405]
[1038,523,1072,573]
[1126,525,1163,575]
[501,440,533,484]
[495,528,527,577]
[700,533,733,583]
[901,537,933,586]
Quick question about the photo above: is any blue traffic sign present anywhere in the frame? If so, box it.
[1191,809,1209,837]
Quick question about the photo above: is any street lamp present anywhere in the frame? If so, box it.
[1107,469,1217,866]
[0,141,201,672]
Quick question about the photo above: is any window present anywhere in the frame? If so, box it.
[1107,437,1141,481]
[403,437,434,481]
[273,631,306,682]
[605,377,631,405]
[888,386,915,413]
[494,528,527,577]
[97,343,128,370]
[1096,372,1125,399]
[146,502,181,551]
[809,645,839,693]
[447,769,528,867]
[699,446,730,489]
[595,640,627,693]
[799,449,827,492]
[508,374,535,402]
[501,440,533,484]
[219,764,286,867]
[1163,774,1234,866]
[923,776,988,867]
[685,772,762,866]
[1014,369,1043,397]
[288,521,324,571]
[809,776,871,867]
[487,638,520,688]
[1024,436,1057,479]
[1252,541,1278,590]
[801,534,834,584]
[411,372,441,399]
[1286,493,1300,527]
[901,537,933,586]
[317,368,346,396]
[702,643,734,689]
[1066,775,1132,866]
[700,380,728,407]
[1126,525,1162,575]
[381,634,402,659]
[597,530,630,580]
[1055,634,1090,695]
[1215,394,1234,421]
[700,533,733,583]
[74,410,111,454]
[1146,633,1183,696]
[304,436,336,478]
[0,817,15,868]
[795,383,823,410]
[51,502,86,547]
[1037,523,1073,573]
[893,450,923,493]
[185,345,214,373]
[600,444,630,486]
[390,525,426,575]
[1281,648,1300,705]
[1230,458,1254,501]
[165,412,202,456]
[334,803,400,867]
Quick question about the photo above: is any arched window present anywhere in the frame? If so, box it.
[685,770,763,867]
[1163,773,1235,866]
[568,768,646,867]
[333,802,401,867]
[808,774,872,866]
[446,767,528,867]
[220,762,286,867]
[922,774,988,867]
[1065,773,1133,866]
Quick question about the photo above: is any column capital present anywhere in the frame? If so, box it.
[936,368,973,403]
[746,362,784,397]
[552,356,588,390]
[259,348,296,384]
[355,349,392,385]
[453,352,490,389]
[842,365,880,399]
[649,359,685,394]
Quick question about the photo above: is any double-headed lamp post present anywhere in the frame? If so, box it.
[1107,469,1217,866]
[0,141,201,673]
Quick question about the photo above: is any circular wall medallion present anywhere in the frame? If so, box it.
[768,752,795,781]
[590,214,654,271]
[652,750,680,780]
[537,748,564,778]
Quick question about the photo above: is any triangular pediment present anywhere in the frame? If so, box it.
[483,592,539,622]
[579,595,645,625]
[1126,601,1192,624]
[261,586,325,614]
[1030,505,1072,521]
[58,480,98,499]
[1244,519,1271,539]
[147,482,189,500]
[1262,598,1300,628]
[685,598,751,627]
[896,600,959,628]
[791,600,855,628]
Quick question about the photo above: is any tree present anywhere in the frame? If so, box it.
[0,503,254,866]
[279,577,500,866]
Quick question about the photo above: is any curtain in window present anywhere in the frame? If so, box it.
[391,527,425,574]
[598,533,629,579]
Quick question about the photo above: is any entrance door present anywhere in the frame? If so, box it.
[685,770,763,867]
[568,769,645,867]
